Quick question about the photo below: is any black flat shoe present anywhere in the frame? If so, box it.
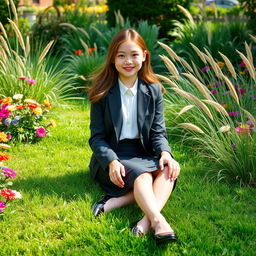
[131,222,144,237]
[92,195,112,217]
[154,232,177,245]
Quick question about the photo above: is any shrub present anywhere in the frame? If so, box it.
[158,37,256,186]
[106,0,191,37]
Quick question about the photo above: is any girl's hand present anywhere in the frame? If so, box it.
[108,160,126,188]
[159,151,180,181]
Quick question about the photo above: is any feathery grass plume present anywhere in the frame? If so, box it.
[157,41,180,61]
[0,60,7,72]
[249,34,256,43]
[178,122,204,134]
[240,108,256,127]
[179,58,194,73]
[159,55,179,76]
[60,23,77,31]
[207,28,212,46]
[7,18,25,51]
[177,5,195,24]
[0,23,8,39]
[172,88,213,120]
[79,75,87,81]
[202,100,229,116]
[37,40,54,65]
[190,43,206,63]
[25,35,30,56]
[191,61,204,82]
[0,35,11,56]
[177,105,195,117]
[236,50,256,80]
[77,27,90,39]
[204,48,222,77]
[93,42,98,55]
[156,74,179,88]
[222,74,240,105]
[80,38,89,54]
[114,10,124,27]
[11,49,26,72]
[245,42,254,67]
[218,51,237,80]
[91,26,108,44]
[10,0,18,21]
[182,73,212,100]
[0,47,7,61]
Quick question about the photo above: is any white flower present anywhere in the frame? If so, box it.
[13,94,23,100]
[0,161,4,167]
[220,125,230,133]
[13,190,22,199]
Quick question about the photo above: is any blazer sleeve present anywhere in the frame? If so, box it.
[89,99,118,170]
[150,85,171,157]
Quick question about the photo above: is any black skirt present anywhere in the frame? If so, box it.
[95,139,170,197]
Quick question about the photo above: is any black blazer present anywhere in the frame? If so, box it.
[89,80,171,179]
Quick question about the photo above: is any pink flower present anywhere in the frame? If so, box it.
[0,108,11,119]
[201,66,210,72]
[0,200,6,212]
[6,134,12,140]
[239,88,246,94]
[26,78,36,85]
[228,111,240,116]
[36,127,46,137]
[2,167,17,179]
[211,90,217,94]
[235,124,251,136]
[213,83,220,88]
[239,61,245,67]
[19,76,28,80]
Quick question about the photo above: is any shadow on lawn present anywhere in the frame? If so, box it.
[14,169,101,202]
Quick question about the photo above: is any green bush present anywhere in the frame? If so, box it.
[0,0,19,26]
[239,0,256,34]
[106,0,191,37]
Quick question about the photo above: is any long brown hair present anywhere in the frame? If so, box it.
[88,28,164,103]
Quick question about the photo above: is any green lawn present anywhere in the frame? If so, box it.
[0,101,255,256]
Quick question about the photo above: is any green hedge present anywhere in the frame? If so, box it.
[0,0,19,26]
[106,0,191,37]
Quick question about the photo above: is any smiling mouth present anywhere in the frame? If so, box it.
[124,67,134,72]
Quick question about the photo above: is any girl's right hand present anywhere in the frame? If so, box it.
[108,160,126,188]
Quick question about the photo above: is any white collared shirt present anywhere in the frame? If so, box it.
[119,79,139,140]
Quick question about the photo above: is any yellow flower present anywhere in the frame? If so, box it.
[239,124,250,129]
[221,103,228,108]
[0,97,12,104]
[0,143,10,150]
[18,128,24,132]
[217,61,225,68]
[33,107,43,115]
[206,84,211,88]
[239,71,245,75]
[0,132,8,142]
[6,105,16,112]
[44,99,52,109]
[49,119,56,128]
[220,125,230,133]
[24,99,37,104]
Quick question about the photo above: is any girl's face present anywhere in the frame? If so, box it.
[114,40,146,86]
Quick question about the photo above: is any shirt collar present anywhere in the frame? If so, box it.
[119,78,138,96]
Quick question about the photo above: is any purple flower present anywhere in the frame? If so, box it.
[201,66,210,72]
[231,144,236,150]
[211,90,217,95]
[4,118,11,126]
[0,200,6,212]
[239,88,246,94]
[213,83,220,88]
[240,61,245,67]
[6,134,12,140]
[228,111,240,117]
[2,167,17,179]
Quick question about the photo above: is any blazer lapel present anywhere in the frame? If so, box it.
[137,80,151,133]
[108,82,123,141]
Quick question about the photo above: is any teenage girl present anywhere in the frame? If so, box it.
[88,28,180,244]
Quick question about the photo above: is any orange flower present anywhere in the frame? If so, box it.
[0,152,10,161]
[0,132,8,142]
[16,104,26,110]
[44,99,52,109]
[0,97,12,104]
[28,103,40,109]
[33,107,43,115]
[89,48,95,54]
[217,61,224,68]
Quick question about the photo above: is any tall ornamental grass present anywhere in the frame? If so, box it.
[0,2,75,104]
[158,36,256,186]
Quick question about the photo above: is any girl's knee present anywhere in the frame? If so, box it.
[135,172,153,182]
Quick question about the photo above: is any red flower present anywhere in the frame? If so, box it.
[74,49,83,56]
[89,48,95,54]
[0,152,10,161]
[28,103,39,109]
[0,189,16,200]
